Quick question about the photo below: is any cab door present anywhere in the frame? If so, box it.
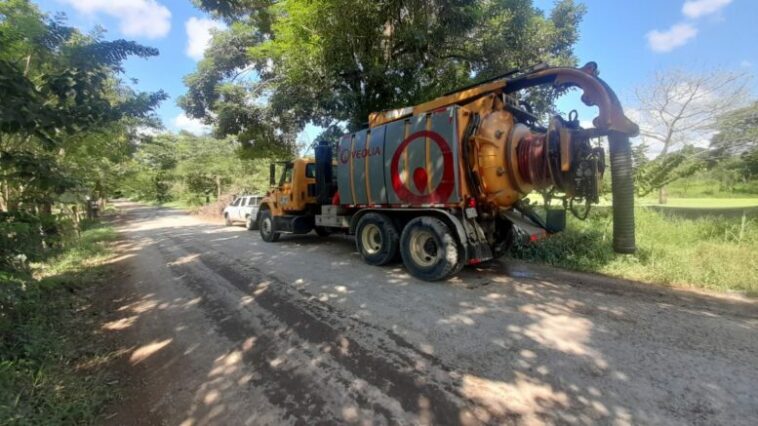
[277,163,295,211]
[281,160,318,212]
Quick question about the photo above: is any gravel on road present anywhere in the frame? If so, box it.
[102,201,758,425]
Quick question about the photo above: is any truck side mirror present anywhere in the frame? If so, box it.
[269,163,276,186]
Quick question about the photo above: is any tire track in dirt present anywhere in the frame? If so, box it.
[157,236,422,423]
[159,232,513,425]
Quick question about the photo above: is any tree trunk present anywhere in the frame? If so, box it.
[658,186,668,205]
[216,175,222,199]
[6,182,18,211]
[0,180,7,212]
[23,54,31,77]
[40,201,52,215]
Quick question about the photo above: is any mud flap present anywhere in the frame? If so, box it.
[501,209,549,242]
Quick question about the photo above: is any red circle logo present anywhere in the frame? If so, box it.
[390,130,455,204]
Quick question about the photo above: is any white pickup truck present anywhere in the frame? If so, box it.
[223,195,263,230]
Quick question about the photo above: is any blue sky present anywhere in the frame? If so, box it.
[34,0,758,140]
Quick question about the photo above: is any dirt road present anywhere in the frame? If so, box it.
[102,201,757,425]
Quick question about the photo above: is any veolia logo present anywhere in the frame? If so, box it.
[339,146,382,164]
[390,130,454,204]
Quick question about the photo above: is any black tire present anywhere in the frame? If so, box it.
[259,210,280,242]
[400,216,462,281]
[224,213,232,226]
[355,213,399,266]
[314,226,331,237]
[245,215,258,231]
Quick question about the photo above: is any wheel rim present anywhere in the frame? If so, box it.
[262,217,272,235]
[409,229,439,267]
[360,223,382,255]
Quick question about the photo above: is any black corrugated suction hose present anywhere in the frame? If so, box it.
[608,132,636,253]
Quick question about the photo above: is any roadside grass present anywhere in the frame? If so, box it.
[527,193,758,208]
[1,223,119,425]
[638,198,758,208]
[510,207,758,296]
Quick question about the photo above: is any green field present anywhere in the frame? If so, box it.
[639,198,758,208]
[527,193,758,209]
[510,207,758,296]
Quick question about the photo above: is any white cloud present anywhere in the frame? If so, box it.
[682,0,732,19]
[646,23,697,53]
[59,0,171,39]
[173,113,210,135]
[740,60,753,68]
[185,17,225,61]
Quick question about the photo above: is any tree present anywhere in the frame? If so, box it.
[120,133,272,205]
[633,145,706,198]
[709,101,758,182]
[634,68,750,203]
[182,0,586,154]
[0,0,166,213]
[711,102,758,152]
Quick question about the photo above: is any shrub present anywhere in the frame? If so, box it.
[0,212,78,271]
[0,212,44,270]
[1,223,117,424]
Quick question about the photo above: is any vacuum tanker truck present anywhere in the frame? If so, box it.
[255,62,639,281]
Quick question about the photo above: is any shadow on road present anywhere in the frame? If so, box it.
[95,201,758,425]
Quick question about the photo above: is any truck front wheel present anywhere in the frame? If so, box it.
[259,210,280,242]
[400,216,462,281]
[355,213,398,266]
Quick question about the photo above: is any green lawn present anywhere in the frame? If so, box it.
[639,198,758,208]
[526,193,758,209]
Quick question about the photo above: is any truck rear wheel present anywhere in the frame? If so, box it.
[259,210,280,242]
[400,216,462,281]
[355,213,398,266]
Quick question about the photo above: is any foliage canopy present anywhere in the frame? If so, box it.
[182,0,586,153]
[0,0,167,211]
